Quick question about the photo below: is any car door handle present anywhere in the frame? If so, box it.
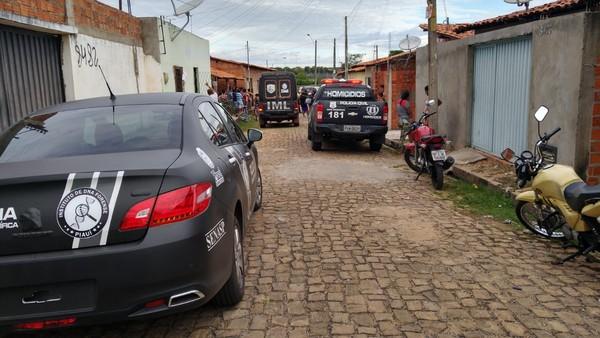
[228,157,237,165]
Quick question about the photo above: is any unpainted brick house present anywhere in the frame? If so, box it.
[210,56,273,94]
[342,52,417,130]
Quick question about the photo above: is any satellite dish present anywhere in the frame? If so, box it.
[504,0,531,10]
[398,35,422,52]
[169,0,205,40]
[172,0,205,16]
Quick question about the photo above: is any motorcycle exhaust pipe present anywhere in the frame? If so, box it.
[443,156,455,170]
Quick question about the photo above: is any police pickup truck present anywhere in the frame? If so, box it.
[307,79,388,151]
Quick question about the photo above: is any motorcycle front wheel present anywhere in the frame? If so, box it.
[405,148,425,173]
[431,163,444,190]
[516,201,566,239]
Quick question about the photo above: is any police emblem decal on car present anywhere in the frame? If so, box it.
[56,187,109,240]
[366,106,380,116]
[266,84,276,94]
[59,171,124,248]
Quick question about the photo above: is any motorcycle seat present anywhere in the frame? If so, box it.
[564,182,600,212]
[420,134,445,144]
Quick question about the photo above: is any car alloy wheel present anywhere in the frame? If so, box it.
[233,225,244,286]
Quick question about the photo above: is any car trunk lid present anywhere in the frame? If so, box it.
[0,150,180,256]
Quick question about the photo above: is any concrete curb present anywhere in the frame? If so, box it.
[385,136,516,199]
[384,138,403,151]
[449,165,517,199]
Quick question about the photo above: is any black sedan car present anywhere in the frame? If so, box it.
[0,93,263,331]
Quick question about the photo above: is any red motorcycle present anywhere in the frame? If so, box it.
[403,107,454,190]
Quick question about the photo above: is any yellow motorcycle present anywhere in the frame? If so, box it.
[502,106,600,265]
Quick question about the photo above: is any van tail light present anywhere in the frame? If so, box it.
[258,103,264,113]
[383,104,389,124]
[15,317,76,330]
[119,183,212,231]
[294,101,299,111]
[316,103,324,123]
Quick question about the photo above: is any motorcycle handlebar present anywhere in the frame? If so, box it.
[544,127,561,141]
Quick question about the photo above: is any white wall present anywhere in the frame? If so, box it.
[62,33,160,100]
[160,22,211,94]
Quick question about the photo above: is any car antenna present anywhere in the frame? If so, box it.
[98,65,116,107]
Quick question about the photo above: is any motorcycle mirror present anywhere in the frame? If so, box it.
[534,106,549,122]
[501,148,515,162]
[426,99,436,107]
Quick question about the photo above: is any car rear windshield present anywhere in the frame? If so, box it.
[319,86,373,100]
[0,105,182,164]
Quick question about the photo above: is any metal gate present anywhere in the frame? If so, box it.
[471,36,532,155]
[0,25,64,131]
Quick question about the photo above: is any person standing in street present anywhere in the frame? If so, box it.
[397,90,411,136]
[299,89,308,118]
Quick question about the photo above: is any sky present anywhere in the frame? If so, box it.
[98,0,555,67]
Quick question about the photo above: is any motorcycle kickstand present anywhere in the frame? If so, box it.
[552,244,596,265]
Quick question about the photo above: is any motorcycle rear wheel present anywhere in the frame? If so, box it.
[516,201,566,239]
[431,163,444,190]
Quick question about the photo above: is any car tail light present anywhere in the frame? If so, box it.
[15,317,76,330]
[119,197,156,231]
[258,103,264,113]
[316,103,324,123]
[383,104,389,124]
[119,183,212,231]
[294,101,299,111]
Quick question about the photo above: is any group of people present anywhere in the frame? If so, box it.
[205,83,259,121]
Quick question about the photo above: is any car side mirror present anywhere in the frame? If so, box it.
[534,106,549,122]
[501,148,515,162]
[247,128,263,145]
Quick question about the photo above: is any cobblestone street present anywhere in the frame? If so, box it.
[26,121,600,337]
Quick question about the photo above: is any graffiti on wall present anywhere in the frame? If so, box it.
[75,43,99,68]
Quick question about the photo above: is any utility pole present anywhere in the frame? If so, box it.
[387,32,392,130]
[266,60,269,68]
[427,0,439,125]
[333,38,337,77]
[246,41,250,90]
[119,0,123,10]
[375,45,379,60]
[344,16,349,78]
[314,40,318,85]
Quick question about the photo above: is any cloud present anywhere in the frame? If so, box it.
[98,0,557,66]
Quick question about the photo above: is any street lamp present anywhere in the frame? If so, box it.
[307,34,317,85]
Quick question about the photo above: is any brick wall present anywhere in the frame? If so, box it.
[587,56,600,184]
[73,0,141,42]
[368,58,416,130]
[0,0,141,43]
[0,0,67,24]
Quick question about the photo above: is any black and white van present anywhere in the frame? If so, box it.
[257,72,299,127]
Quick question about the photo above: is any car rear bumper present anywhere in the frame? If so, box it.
[260,111,298,120]
[316,124,388,139]
[0,211,233,331]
